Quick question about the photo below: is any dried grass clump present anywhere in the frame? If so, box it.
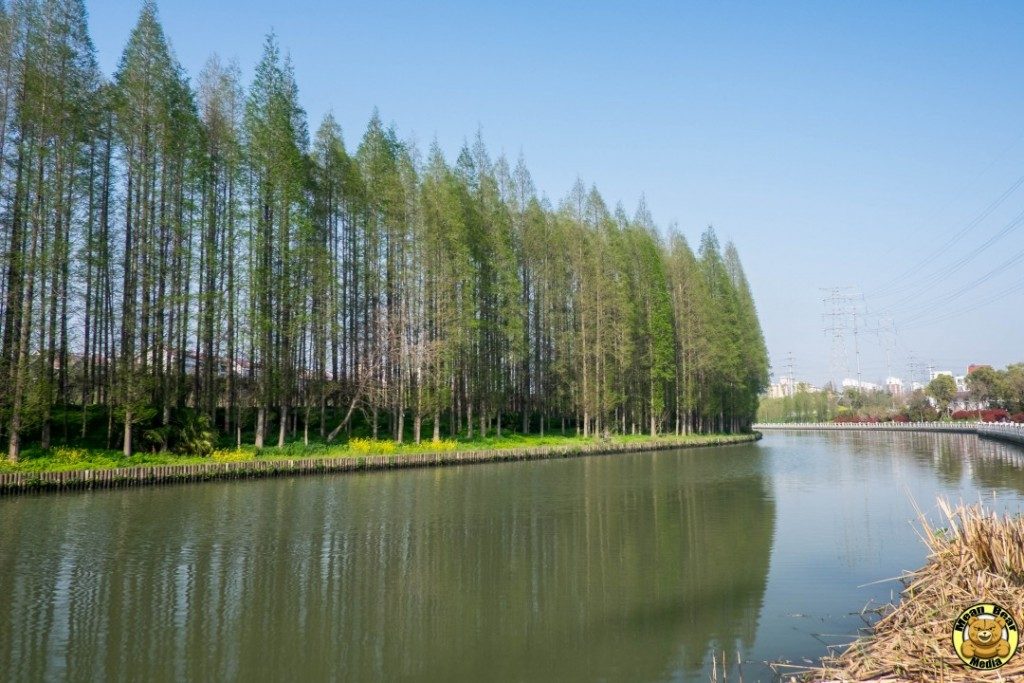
[806,499,1024,682]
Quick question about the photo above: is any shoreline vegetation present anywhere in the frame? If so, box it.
[0,1,770,464]
[798,500,1024,683]
[0,432,759,494]
[757,362,1024,426]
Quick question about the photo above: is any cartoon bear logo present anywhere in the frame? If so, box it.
[961,616,1010,660]
[952,603,1019,671]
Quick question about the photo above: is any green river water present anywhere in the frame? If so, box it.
[2,430,1024,681]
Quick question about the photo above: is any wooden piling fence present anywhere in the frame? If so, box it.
[0,433,760,496]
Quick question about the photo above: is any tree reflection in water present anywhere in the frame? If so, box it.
[0,446,775,682]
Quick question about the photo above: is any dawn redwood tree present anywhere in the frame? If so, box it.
[354,110,405,439]
[629,205,676,436]
[698,227,743,433]
[244,33,308,448]
[197,55,243,438]
[0,2,770,460]
[724,241,769,432]
[112,0,200,456]
[5,0,99,460]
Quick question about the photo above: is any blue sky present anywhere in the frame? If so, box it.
[87,1,1024,387]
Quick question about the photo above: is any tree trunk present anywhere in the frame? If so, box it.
[255,406,265,448]
[277,404,287,447]
[122,408,132,457]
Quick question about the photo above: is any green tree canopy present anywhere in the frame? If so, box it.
[926,375,957,416]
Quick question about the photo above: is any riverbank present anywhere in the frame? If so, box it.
[0,432,759,495]
[754,422,1024,448]
[806,500,1024,682]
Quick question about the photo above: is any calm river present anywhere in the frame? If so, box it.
[2,431,1024,681]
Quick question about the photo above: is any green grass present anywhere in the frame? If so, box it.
[0,432,755,474]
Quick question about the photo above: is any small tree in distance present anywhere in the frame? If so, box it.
[926,375,957,417]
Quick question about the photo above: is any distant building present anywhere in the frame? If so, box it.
[842,378,880,392]
[929,370,953,381]
[951,392,973,412]
[967,364,991,375]
[885,377,904,396]
[766,377,820,398]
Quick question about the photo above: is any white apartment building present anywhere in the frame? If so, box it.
[842,378,880,392]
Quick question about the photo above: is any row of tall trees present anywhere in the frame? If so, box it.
[0,0,768,460]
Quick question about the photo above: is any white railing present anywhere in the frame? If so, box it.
[752,422,1024,446]
[977,422,1024,445]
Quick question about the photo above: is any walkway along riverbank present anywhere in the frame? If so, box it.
[0,433,760,496]
[754,422,1024,447]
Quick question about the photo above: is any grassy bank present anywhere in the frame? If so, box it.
[0,432,755,475]
[807,500,1024,682]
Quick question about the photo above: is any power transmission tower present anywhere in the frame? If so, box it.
[906,354,926,388]
[821,287,860,392]
[784,350,796,396]
[873,316,896,380]
[850,298,864,390]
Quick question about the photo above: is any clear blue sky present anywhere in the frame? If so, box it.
[87,1,1024,387]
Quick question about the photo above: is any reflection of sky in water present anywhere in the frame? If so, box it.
[756,431,1024,677]
[0,432,1022,682]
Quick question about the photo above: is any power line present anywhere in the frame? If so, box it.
[870,316,896,379]
[851,298,864,389]
[891,244,1024,326]
[870,206,1024,314]
[906,354,928,388]
[866,170,1024,298]
[899,276,1024,330]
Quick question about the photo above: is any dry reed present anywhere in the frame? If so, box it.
[802,498,1024,682]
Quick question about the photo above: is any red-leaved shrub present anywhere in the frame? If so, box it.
[944,409,1016,422]
[833,415,881,424]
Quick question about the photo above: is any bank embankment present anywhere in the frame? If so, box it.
[753,422,1024,449]
[0,432,759,496]
[807,499,1024,682]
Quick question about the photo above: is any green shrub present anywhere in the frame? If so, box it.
[175,413,217,457]
[142,426,170,452]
